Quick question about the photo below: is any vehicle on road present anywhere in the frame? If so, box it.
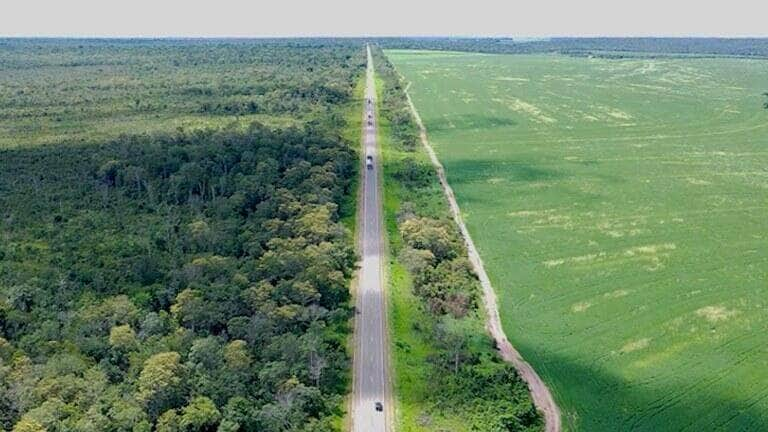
[367,119,373,126]
[375,402,383,412]
[366,154,373,169]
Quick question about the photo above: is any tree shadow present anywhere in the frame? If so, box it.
[511,341,768,431]
[442,158,565,185]
[426,113,518,133]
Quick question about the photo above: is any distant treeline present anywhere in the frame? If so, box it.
[0,38,365,148]
[370,37,768,58]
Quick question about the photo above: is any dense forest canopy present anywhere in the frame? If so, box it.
[0,40,365,431]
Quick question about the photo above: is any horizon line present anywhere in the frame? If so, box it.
[2,34,768,40]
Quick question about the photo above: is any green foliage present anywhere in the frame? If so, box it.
[156,410,182,432]
[179,397,221,431]
[372,50,419,151]
[392,157,436,188]
[0,40,365,431]
[138,352,186,418]
[11,418,46,432]
[109,324,138,351]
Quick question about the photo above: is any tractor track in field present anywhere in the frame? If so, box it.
[402,81,563,432]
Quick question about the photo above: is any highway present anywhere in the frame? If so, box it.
[351,45,390,432]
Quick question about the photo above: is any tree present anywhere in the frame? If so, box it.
[156,410,181,432]
[109,324,138,351]
[137,352,185,418]
[97,160,121,186]
[397,246,435,274]
[12,418,46,432]
[293,205,338,244]
[400,217,460,261]
[301,326,328,388]
[179,397,221,431]
[189,337,224,371]
[170,289,207,332]
[434,316,486,375]
[108,399,149,431]
[223,340,251,370]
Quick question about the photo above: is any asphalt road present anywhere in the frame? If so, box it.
[352,45,390,432]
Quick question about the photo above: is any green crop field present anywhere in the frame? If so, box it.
[387,49,768,431]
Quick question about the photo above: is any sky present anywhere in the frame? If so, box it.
[2,0,767,38]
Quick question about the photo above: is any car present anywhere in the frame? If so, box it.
[367,119,372,126]
[366,155,373,169]
[374,401,383,412]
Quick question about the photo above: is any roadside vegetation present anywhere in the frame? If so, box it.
[371,47,542,431]
[0,40,365,431]
[388,48,768,431]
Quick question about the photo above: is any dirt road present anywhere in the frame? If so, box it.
[403,82,563,432]
[351,45,390,432]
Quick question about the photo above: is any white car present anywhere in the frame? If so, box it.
[366,155,373,169]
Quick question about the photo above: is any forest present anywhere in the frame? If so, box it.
[0,40,365,431]
[0,38,362,148]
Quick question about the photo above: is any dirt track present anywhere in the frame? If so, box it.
[402,82,563,432]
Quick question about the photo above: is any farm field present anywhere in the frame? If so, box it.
[387,49,768,431]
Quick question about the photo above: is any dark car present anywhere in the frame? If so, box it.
[374,401,383,412]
